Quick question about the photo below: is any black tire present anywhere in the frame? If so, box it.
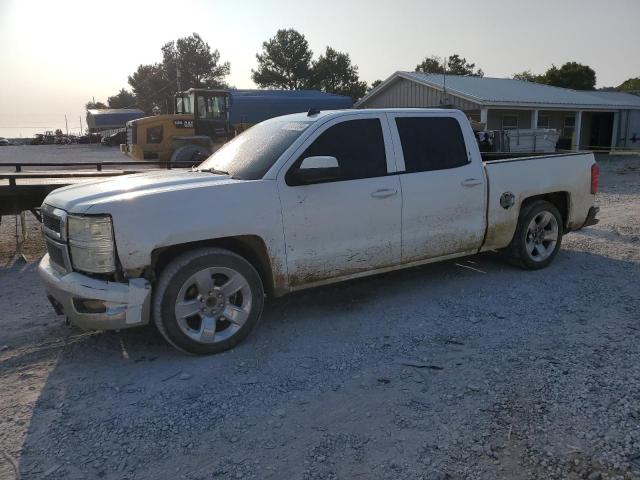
[505,200,563,270]
[170,144,210,164]
[153,247,264,355]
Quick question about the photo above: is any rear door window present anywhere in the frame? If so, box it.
[395,117,468,173]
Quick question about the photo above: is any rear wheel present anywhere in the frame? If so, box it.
[153,248,264,355]
[506,200,563,270]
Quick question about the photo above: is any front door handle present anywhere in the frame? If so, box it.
[461,178,482,187]
[371,188,398,199]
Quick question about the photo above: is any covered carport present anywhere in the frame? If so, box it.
[86,108,146,133]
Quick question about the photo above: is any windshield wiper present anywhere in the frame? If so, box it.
[196,167,230,175]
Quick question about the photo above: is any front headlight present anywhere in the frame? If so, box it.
[67,215,116,273]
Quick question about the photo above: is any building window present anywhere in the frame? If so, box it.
[502,115,519,130]
[563,115,575,137]
[537,115,550,129]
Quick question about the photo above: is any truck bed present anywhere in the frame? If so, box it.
[481,151,559,162]
[481,152,596,251]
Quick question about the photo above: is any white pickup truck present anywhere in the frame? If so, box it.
[38,109,599,354]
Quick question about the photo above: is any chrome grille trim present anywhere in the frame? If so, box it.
[41,204,67,241]
[42,211,60,233]
[44,237,72,273]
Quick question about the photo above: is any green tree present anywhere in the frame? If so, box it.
[416,54,483,76]
[617,77,640,91]
[310,47,367,100]
[368,79,383,91]
[126,33,230,114]
[108,88,137,109]
[162,32,230,90]
[85,100,108,110]
[446,54,483,76]
[128,63,171,114]
[54,129,63,137]
[540,62,596,90]
[415,55,444,74]
[513,70,541,82]
[251,29,314,89]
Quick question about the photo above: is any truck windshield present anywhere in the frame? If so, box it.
[198,118,314,180]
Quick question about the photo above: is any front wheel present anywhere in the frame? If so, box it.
[170,144,210,164]
[153,248,264,355]
[505,200,563,270]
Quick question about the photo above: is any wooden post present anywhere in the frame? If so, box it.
[20,211,27,240]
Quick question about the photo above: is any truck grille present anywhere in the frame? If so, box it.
[42,211,61,234]
[45,238,69,272]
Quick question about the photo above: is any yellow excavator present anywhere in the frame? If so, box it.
[120,88,352,163]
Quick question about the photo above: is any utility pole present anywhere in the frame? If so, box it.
[176,58,182,92]
[442,55,448,105]
[65,115,69,136]
[79,116,83,136]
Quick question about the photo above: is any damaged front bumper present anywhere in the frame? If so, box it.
[38,254,151,330]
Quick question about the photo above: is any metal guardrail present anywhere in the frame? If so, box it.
[0,160,196,173]
[0,160,196,217]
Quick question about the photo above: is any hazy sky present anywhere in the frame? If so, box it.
[0,0,638,137]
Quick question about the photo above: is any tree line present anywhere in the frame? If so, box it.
[87,30,640,114]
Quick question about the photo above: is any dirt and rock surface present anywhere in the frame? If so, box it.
[0,154,639,480]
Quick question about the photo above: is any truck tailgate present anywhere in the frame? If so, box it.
[482,152,596,251]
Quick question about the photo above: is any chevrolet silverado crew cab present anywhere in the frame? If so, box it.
[38,109,599,354]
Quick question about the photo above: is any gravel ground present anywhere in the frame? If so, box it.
[0,154,639,480]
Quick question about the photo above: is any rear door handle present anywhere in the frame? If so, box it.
[371,188,398,199]
[461,178,482,187]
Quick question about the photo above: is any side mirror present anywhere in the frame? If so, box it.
[300,156,339,170]
[294,156,340,184]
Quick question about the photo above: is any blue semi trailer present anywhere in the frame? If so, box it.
[227,89,353,127]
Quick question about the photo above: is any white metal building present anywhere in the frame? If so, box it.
[356,72,640,151]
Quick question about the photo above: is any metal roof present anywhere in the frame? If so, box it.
[359,72,640,110]
[230,89,351,99]
[182,88,351,99]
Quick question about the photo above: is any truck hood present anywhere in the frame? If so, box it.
[44,170,237,213]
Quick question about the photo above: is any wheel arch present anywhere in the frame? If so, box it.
[150,235,276,297]
[519,191,570,232]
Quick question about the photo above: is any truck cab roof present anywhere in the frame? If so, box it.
[273,107,466,122]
